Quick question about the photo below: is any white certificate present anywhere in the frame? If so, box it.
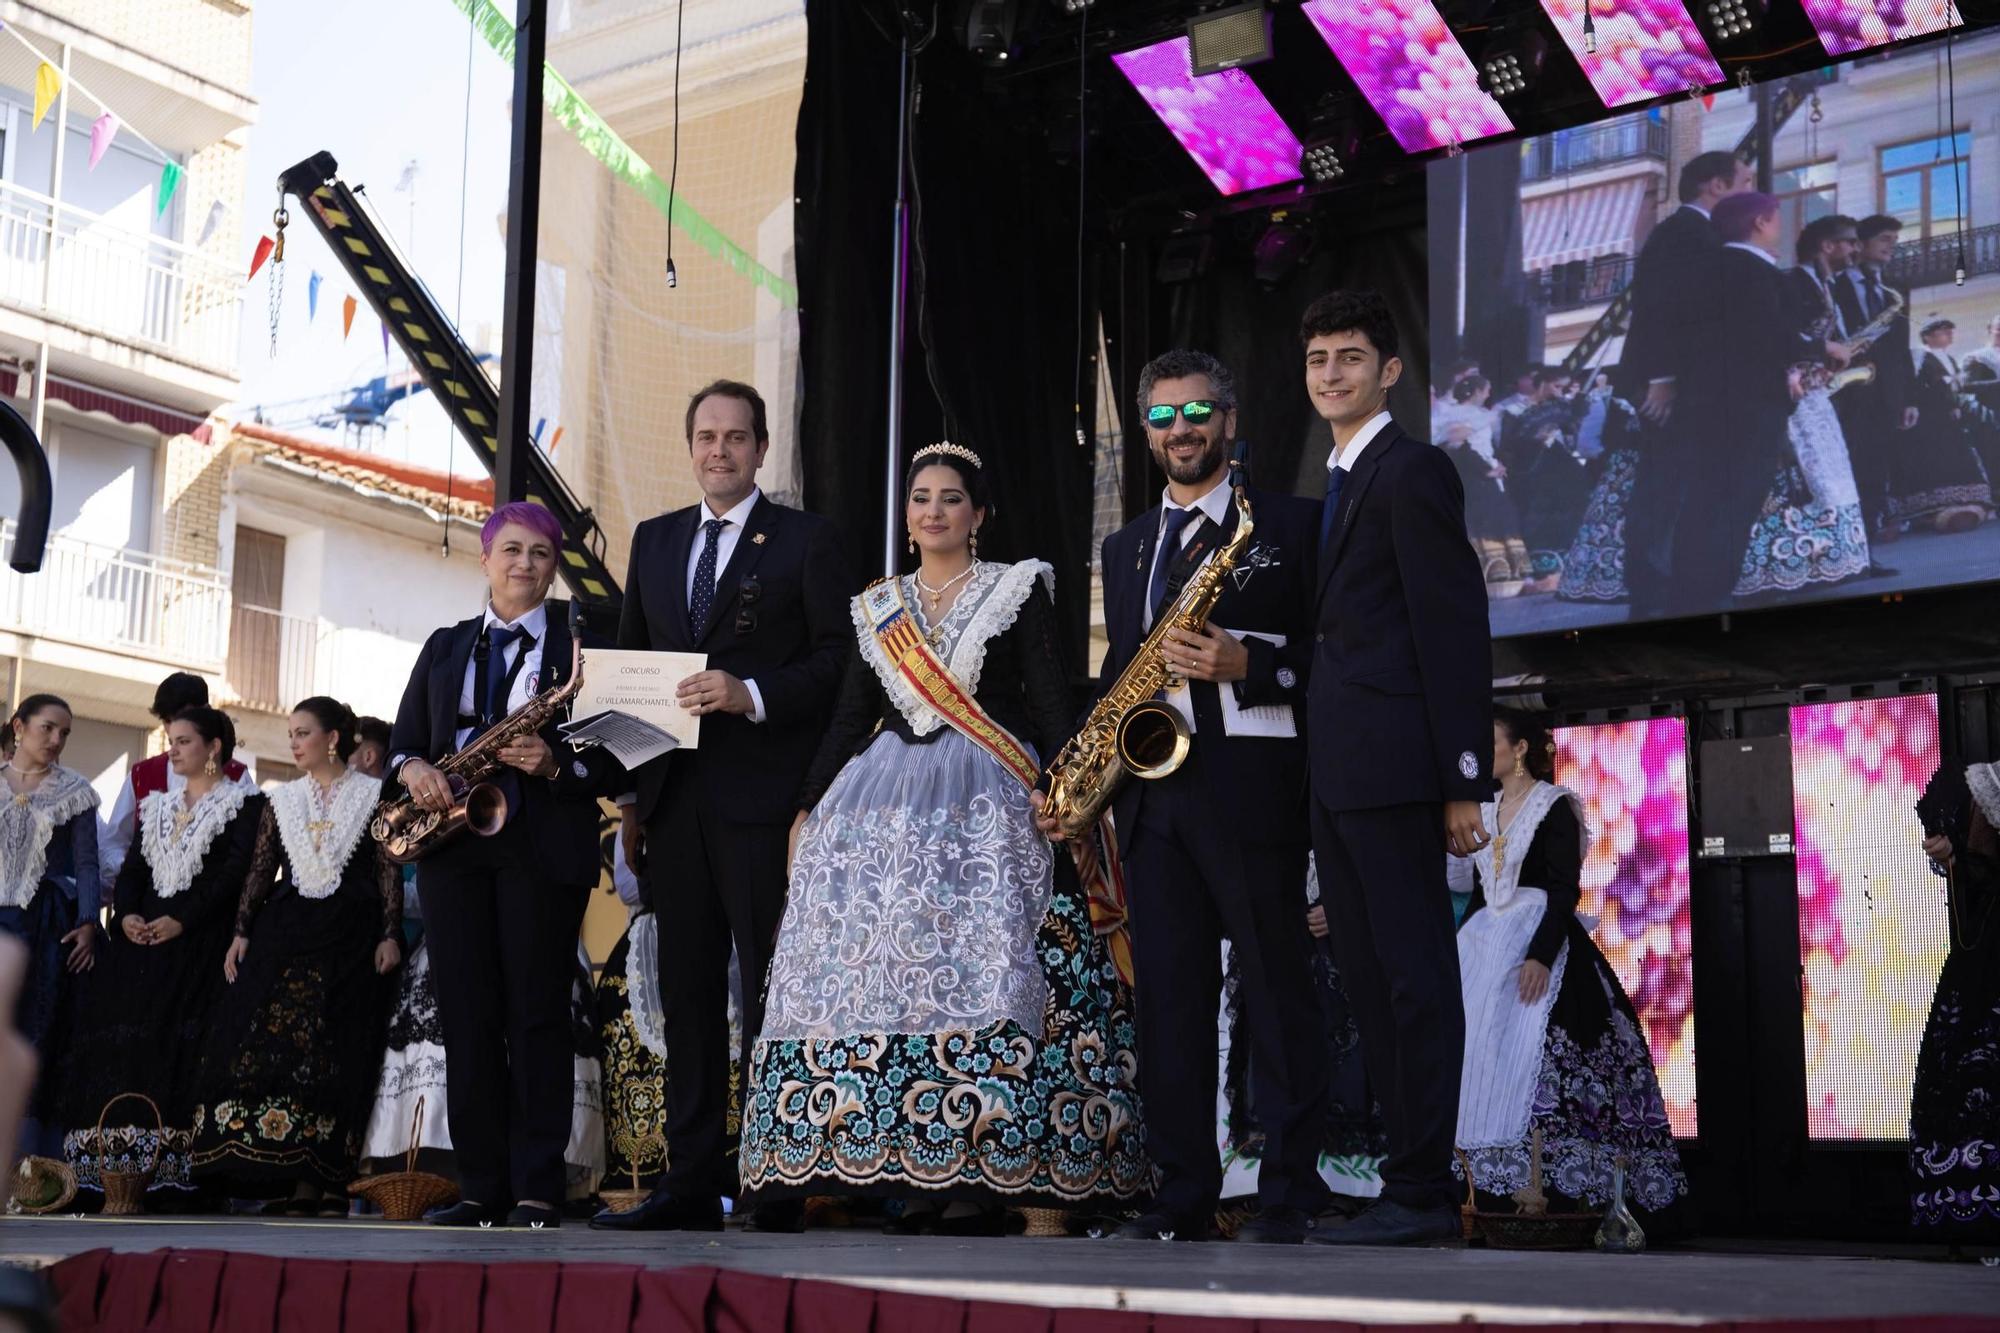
[575,648,708,751]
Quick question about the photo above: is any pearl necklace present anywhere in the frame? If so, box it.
[3,760,51,807]
[914,562,977,616]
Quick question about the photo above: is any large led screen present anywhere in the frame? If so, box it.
[1537,0,1722,107]
[1300,0,1513,154]
[1801,0,1963,57]
[1554,716,1697,1136]
[1428,30,2000,640]
[1790,694,1949,1140]
[1110,37,1303,197]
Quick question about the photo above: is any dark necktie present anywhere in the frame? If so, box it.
[1320,464,1347,550]
[1865,270,1885,321]
[1148,506,1197,621]
[690,517,728,633]
[485,626,531,723]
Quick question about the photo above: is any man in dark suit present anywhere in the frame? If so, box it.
[1618,150,1751,617]
[387,503,625,1228]
[592,379,852,1233]
[1036,348,1327,1244]
[1679,191,1832,613]
[1299,290,1492,1246]
[1835,214,1917,556]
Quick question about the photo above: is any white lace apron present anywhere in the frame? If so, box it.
[1456,782,1589,1149]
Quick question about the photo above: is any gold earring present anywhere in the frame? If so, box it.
[204,757,219,778]
[969,529,980,557]
[1512,754,1526,778]
[327,738,340,764]
[907,533,917,555]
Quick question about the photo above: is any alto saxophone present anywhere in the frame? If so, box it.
[371,604,588,864]
[1042,456,1254,842]
[1828,285,1905,396]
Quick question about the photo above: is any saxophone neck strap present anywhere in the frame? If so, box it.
[1161,515,1227,609]
[860,577,1040,790]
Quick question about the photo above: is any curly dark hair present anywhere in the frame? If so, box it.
[1135,348,1237,419]
[1297,289,1399,362]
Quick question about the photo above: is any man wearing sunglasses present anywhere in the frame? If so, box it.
[1057,348,1328,1244]
[598,379,853,1235]
[1300,289,1492,1247]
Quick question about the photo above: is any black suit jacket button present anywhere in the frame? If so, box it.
[1316,632,1325,644]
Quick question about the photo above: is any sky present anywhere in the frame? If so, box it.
[235,0,518,475]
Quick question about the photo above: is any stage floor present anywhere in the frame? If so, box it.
[3,1216,1997,1326]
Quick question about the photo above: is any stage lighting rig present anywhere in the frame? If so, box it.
[957,0,1021,65]
[1479,27,1549,99]
[1298,96,1362,186]
[1188,1,1274,75]
[1700,0,1767,43]
[1053,0,1097,11]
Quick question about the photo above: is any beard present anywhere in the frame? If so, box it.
[1154,430,1226,485]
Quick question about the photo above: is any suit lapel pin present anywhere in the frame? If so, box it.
[752,532,767,545]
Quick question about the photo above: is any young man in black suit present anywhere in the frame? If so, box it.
[1834,214,1917,556]
[592,380,852,1232]
[1618,150,1750,617]
[1300,290,1492,1246]
[1035,349,1328,1244]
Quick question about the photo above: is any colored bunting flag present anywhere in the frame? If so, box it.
[342,294,357,339]
[549,425,564,456]
[247,235,274,280]
[32,61,59,130]
[308,271,322,321]
[198,199,224,247]
[156,161,182,217]
[381,320,391,358]
[88,112,117,169]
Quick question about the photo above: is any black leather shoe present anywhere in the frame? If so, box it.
[1235,1205,1312,1244]
[1866,560,1899,578]
[588,1187,723,1232]
[743,1201,806,1234]
[1305,1199,1461,1247]
[1107,1210,1206,1241]
[507,1203,560,1230]
[428,1200,507,1228]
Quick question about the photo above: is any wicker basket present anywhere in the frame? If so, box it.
[10,1156,77,1215]
[349,1098,457,1222]
[1017,1207,1067,1238]
[597,1129,663,1215]
[1454,1141,1596,1252]
[90,1093,163,1216]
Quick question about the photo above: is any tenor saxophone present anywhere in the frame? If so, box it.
[1827,286,1906,395]
[371,606,588,864]
[1042,461,1255,842]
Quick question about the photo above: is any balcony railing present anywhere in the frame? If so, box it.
[226,604,331,714]
[0,519,229,670]
[0,179,243,376]
[1522,118,1670,183]
[1887,223,2000,291]
[1534,254,1637,312]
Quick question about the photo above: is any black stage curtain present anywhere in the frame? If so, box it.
[795,0,1096,660]
[1101,212,1431,515]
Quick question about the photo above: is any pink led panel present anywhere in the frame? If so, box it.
[1300,0,1514,154]
[1801,0,1962,56]
[1537,0,1724,108]
[1110,37,1303,196]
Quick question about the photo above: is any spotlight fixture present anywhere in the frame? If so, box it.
[1188,1,1273,76]
[1479,28,1549,99]
[958,0,1021,65]
[1297,96,1362,186]
[1701,0,1767,42]
[1251,214,1314,288]
[1054,0,1096,11]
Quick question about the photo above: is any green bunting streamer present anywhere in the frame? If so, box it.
[447,0,799,309]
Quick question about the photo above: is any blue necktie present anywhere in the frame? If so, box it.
[1320,464,1347,549]
[485,625,530,723]
[1148,507,1198,621]
[690,517,728,634]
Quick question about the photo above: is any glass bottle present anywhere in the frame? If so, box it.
[1594,1154,1646,1253]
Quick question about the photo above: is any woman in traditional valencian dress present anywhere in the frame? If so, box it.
[1454,709,1690,1236]
[2,694,101,1155]
[1911,759,2000,1256]
[737,444,1148,1232]
[55,706,262,1207]
[189,697,402,1214]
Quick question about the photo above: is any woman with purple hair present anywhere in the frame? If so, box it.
[382,500,624,1229]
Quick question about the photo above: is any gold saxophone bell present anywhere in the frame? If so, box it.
[1115,700,1191,779]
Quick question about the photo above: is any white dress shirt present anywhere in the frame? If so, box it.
[1143,474,1237,736]
[1329,409,1397,475]
[1725,241,1778,267]
[685,487,766,724]
[455,601,550,749]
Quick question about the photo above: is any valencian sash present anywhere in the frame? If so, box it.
[861,577,1135,985]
